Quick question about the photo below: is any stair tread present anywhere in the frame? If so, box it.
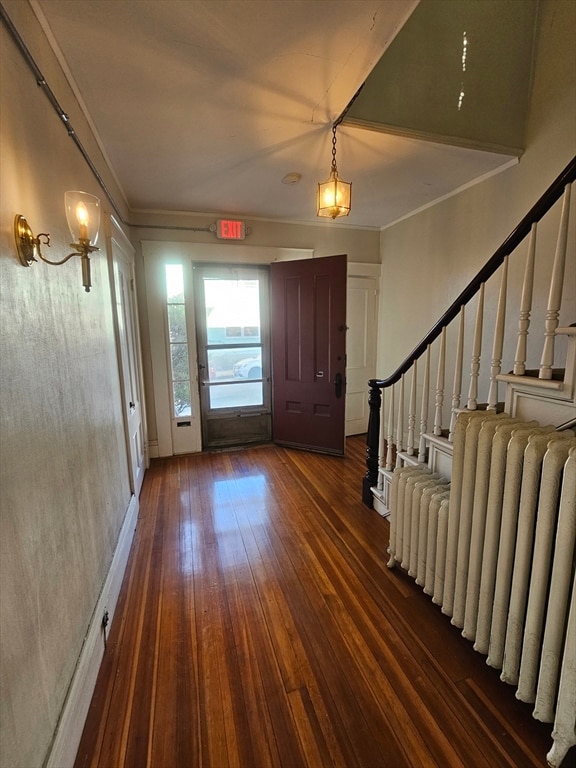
[497,371,566,390]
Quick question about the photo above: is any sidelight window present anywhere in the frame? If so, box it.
[165,264,192,417]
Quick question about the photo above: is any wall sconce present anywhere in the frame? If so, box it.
[14,191,101,292]
[317,124,351,219]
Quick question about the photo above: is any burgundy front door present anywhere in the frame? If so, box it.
[270,254,347,456]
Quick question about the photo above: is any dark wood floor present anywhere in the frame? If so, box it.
[75,436,569,768]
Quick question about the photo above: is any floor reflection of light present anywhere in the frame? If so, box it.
[212,475,269,531]
[211,474,270,569]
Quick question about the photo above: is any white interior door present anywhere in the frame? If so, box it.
[346,272,379,436]
[110,218,146,495]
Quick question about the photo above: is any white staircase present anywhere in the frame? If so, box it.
[364,165,575,516]
[362,158,576,768]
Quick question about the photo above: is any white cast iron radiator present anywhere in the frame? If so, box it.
[387,411,576,768]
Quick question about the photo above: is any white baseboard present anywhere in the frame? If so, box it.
[46,493,139,768]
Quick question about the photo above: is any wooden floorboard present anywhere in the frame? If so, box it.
[75,436,574,768]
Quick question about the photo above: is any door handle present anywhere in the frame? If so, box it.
[334,372,343,399]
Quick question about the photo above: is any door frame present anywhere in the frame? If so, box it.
[346,262,381,436]
[106,215,148,494]
[193,262,272,449]
[142,242,312,456]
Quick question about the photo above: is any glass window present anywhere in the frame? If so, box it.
[200,276,264,408]
[165,264,192,417]
[204,278,261,347]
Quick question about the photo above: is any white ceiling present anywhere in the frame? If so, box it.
[31,0,521,229]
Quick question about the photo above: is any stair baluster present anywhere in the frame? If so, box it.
[514,223,537,375]
[418,346,431,462]
[434,327,446,435]
[488,256,509,410]
[449,308,465,441]
[540,184,572,379]
[407,361,417,455]
[396,374,405,465]
[467,283,485,410]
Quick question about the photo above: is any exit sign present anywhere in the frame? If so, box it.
[216,219,246,240]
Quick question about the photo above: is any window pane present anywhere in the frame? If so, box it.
[208,381,263,409]
[170,343,189,381]
[207,346,262,382]
[167,304,187,342]
[204,278,261,346]
[173,380,192,417]
[166,264,184,303]
[231,348,262,380]
[165,263,193,420]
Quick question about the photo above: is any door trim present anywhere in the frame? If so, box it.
[107,215,148,493]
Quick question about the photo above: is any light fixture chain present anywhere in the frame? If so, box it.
[331,125,338,173]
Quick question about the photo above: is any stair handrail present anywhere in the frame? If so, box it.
[369,156,576,391]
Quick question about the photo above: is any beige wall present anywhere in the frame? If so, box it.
[376,0,576,382]
[0,3,132,766]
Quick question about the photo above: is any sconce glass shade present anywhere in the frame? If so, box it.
[65,191,100,245]
[317,170,351,219]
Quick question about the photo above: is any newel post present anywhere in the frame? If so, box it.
[362,380,382,506]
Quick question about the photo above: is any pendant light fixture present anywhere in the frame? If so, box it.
[317,123,351,219]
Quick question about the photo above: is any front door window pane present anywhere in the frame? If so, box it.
[204,279,261,347]
[207,346,262,383]
[202,276,264,408]
[209,382,263,409]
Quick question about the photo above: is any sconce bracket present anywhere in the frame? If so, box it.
[14,214,37,266]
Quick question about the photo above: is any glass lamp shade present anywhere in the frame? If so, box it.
[65,191,100,244]
[317,170,351,219]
